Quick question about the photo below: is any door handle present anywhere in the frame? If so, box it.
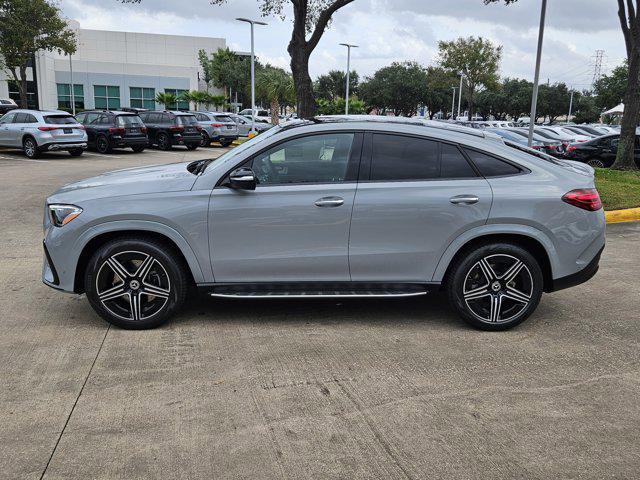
[315,196,344,207]
[450,195,479,205]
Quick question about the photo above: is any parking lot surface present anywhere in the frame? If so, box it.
[1,146,639,479]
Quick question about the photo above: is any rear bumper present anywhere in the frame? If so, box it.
[42,142,87,151]
[549,245,604,292]
[171,134,201,146]
[111,136,148,147]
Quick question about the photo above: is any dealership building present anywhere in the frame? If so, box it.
[0,20,228,111]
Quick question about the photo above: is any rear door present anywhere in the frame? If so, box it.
[209,131,362,282]
[9,112,27,146]
[349,133,493,282]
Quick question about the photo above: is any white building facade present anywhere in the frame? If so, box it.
[0,20,227,111]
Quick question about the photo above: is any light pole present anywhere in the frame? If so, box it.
[567,87,574,122]
[457,73,464,120]
[69,53,75,115]
[236,17,267,136]
[451,87,457,120]
[527,0,547,147]
[339,43,358,115]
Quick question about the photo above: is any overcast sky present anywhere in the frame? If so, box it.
[59,0,626,89]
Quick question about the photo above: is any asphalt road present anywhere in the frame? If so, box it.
[1,145,639,479]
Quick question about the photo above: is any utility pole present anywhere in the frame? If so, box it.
[457,73,464,120]
[236,18,268,136]
[339,43,358,115]
[527,0,547,147]
[567,87,574,122]
[451,87,457,120]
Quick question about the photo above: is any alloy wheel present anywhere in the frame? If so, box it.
[462,254,533,324]
[24,139,36,157]
[95,251,171,321]
[97,137,109,153]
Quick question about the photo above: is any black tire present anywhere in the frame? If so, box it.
[131,145,145,153]
[586,157,613,169]
[200,132,211,147]
[446,243,543,331]
[69,148,84,157]
[186,143,199,151]
[84,237,189,329]
[220,139,233,147]
[157,132,171,150]
[23,136,40,159]
[96,135,112,154]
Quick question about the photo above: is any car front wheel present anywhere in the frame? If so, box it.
[84,237,189,329]
[447,243,543,331]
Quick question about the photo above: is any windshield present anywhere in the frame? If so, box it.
[177,115,198,126]
[203,126,284,172]
[116,115,144,126]
[45,115,76,124]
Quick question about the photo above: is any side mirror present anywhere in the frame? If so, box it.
[229,167,257,190]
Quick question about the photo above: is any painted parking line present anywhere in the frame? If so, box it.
[0,155,48,163]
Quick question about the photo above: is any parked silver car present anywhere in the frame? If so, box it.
[192,111,239,147]
[0,109,87,158]
[226,112,273,136]
[42,116,605,331]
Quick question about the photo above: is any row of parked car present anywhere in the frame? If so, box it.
[0,107,275,158]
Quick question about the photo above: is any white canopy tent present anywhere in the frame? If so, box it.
[603,103,624,115]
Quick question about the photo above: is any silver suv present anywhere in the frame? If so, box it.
[0,109,87,158]
[42,116,605,331]
[192,111,239,147]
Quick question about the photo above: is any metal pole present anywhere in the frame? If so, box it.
[69,53,75,115]
[568,88,574,122]
[451,87,456,120]
[528,0,547,147]
[457,74,463,119]
[250,22,255,134]
[345,47,351,115]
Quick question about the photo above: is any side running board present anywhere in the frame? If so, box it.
[208,283,430,299]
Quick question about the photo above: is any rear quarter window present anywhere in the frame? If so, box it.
[464,148,522,177]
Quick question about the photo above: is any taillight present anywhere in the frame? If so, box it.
[77,125,86,130]
[211,123,224,127]
[169,126,184,132]
[566,145,577,153]
[532,145,541,150]
[38,126,58,131]
[108,127,125,134]
[141,126,147,133]
[562,189,602,211]
[196,125,202,131]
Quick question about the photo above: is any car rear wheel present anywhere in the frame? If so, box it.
[84,237,189,329]
[186,143,198,151]
[447,243,543,331]
[69,148,83,157]
[23,137,40,159]
[96,135,112,154]
[131,145,145,153]
[200,132,211,147]
[157,132,171,150]
[220,139,233,147]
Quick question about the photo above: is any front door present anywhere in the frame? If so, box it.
[0,112,17,146]
[349,134,493,282]
[209,132,361,283]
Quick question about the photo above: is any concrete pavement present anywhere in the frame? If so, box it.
[1,146,639,479]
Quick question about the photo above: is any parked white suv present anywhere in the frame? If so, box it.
[0,109,87,158]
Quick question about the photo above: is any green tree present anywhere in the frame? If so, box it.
[572,92,601,124]
[537,83,570,124]
[256,66,295,125]
[0,0,77,108]
[199,47,254,104]
[316,96,365,115]
[502,78,533,121]
[180,90,213,111]
[438,36,502,121]
[594,62,627,113]
[424,66,457,119]
[360,62,429,117]
[155,92,177,110]
[315,70,358,101]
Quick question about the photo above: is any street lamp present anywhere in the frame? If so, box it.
[451,87,457,120]
[527,0,547,147]
[236,17,268,136]
[457,73,464,120]
[339,43,358,115]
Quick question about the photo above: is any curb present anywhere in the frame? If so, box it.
[605,207,640,224]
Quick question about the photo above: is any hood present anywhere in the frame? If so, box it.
[48,162,197,203]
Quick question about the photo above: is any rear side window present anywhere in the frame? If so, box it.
[44,115,75,124]
[464,148,522,177]
[440,144,477,178]
[214,115,233,123]
[371,134,439,181]
[13,113,28,123]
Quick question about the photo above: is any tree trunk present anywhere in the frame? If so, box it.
[613,54,640,169]
[289,45,315,118]
[11,66,28,108]
[270,99,280,126]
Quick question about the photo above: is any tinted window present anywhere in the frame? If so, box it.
[138,112,149,122]
[146,113,161,123]
[440,144,477,178]
[85,113,100,125]
[177,115,197,126]
[161,113,173,124]
[214,115,233,123]
[44,115,75,125]
[116,115,143,126]
[96,115,111,125]
[195,113,208,121]
[0,112,16,124]
[13,113,28,123]
[371,134,439,181]
[464,149,522,177]
[250,133,354,185]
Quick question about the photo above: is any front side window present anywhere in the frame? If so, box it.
[249,133,355,185]
[57,83,84,110]
[0,112,16,124]
[370,134,439,181]
[94,85,120,110]
[130,87,155,110]
[463,148,522,177]
[164,89,189,110]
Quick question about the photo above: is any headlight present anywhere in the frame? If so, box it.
[48,204,82,227]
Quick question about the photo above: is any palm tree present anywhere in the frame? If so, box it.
[182,90,210,111]
[257,67,295,125]
[207,94,227,111]
[155,92,177,110]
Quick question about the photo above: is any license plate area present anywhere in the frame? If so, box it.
[63,128,72,134]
